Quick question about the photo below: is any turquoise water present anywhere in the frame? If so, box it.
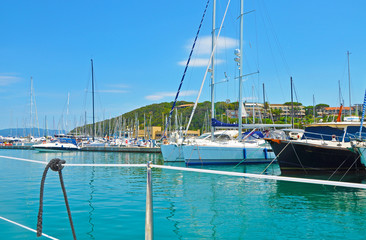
[1,149,366,239]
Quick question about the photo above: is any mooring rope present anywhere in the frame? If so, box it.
[152,164,366,189]
[0,216,59,240]
[2,155,366,190]
[261,141,292,174]
[0,155,47,164]
[290,141,308,174]
[37,158,77,240]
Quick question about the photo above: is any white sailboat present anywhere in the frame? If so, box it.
[182,0,288,165]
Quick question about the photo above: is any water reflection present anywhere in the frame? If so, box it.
[87,155,96,239]
[166,201,182,240]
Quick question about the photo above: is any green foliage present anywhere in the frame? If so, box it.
[284,102,302,106]
[71,101,243,135]
[316,103,329,109]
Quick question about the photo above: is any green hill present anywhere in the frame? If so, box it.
[71,101,240,136]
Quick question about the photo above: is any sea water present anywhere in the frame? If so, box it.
[1,149,366,239]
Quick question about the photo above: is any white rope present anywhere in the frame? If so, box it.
[63,163,146,167]
[151,164,366,189]
[2,155,366,189]
[0,155,47,165]
[0,216,59,240]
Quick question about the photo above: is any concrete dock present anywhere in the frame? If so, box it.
[0,145,161,153]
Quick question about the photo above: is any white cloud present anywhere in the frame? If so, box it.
[178,58,225,67]
[145,90,198,101]
[107,84,129,88]
[98,89,128,93]
[187,35,238,55]
[98,83,129,93]
[243,96,258,101]
[178,35,238,67]
[0,76,20,86]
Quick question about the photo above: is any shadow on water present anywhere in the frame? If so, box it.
[281,172,366,184]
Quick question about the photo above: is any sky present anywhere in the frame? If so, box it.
[1,0,366,132]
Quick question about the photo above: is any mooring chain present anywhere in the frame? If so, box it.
[37,158,77,240]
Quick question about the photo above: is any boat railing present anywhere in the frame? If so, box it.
[299,131,344,144]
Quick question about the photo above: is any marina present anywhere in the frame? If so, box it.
[2,149,366,239]
[2,0,366,239]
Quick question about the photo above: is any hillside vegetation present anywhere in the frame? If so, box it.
[71,101,239,135]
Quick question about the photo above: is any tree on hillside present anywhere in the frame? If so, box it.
[284,102,302,106]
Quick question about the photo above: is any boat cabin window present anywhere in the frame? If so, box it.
[197,133,210,139]
[214,134,231,141]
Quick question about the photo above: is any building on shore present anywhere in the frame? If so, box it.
[137,126,200,139]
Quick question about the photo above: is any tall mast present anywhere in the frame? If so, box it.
[291,77,294,129]
[252,86,255,124]
[210,0,216,141]
[30,77,33,137]
[238,0,244,138]
[263,83,266,122]
[313,94,315,123]
[66,92,70,132]
[347,50,352,116]
[338,80,343,120]
[91,59,95,141]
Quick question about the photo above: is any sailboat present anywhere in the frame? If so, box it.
[160,0,212,162]
[266,63,366,174]
[181,0,290,165]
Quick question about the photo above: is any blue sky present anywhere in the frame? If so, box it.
[1,0,366,132]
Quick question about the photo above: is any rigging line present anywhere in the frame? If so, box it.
[257,3,285,102]
[327,158,348,181]
[185,0,232,136]
[254,11,260,72]
[0,216,59,240]
[290,141,308,174]
[161,0,211,139]
[260,140,291,174]
[259,0,291,76]
[338,153,363,183]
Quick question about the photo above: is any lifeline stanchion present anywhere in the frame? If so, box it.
[37,158,77,240]
[145,161,153,240]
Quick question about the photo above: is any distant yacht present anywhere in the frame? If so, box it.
[33,138,79,152]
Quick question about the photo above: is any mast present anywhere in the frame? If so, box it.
[347,50,352,116]
[291,77,294,129]
[211,0,216,141]
[338,80,343,120]
[312,94,315,123]
[30,77,33,138]
[252,86,255,124]
[66,92,70,132]
[263,83,266,122]
[238,0,244,138]
[91,59,95,141]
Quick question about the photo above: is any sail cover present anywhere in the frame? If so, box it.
[211,118,238,127]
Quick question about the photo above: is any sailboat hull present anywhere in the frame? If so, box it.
[161,144,184,162]
[266,139,365,174]
[183,143,274,165]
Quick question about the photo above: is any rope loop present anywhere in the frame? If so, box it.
[37,158,77,239]
[49,158,66,172]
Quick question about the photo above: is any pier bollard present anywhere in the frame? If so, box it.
[145,161,153,240]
